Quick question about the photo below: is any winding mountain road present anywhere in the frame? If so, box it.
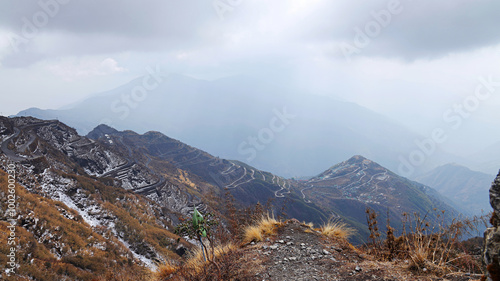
[1,128,24,161]
[0,120,59,162]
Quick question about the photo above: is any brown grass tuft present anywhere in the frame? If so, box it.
[319,220,355,240]
[302,221,314,228]
[242,213,281,244]
[156,260,179,280]
[243,225,263,244]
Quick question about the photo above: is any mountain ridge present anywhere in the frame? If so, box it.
[85,122,461,244]
[15,74,463,178]
[1,116,460,247]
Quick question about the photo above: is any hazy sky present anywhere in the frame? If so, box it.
[1,0,500,151]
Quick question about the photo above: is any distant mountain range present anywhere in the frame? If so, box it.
[16,74,464,178]
[468,141,500,175]
[1,116,460,246]
[416,163,494,215]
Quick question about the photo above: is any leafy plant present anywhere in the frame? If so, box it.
[175,208,218,262]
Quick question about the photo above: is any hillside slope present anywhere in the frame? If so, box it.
[0,116,200,280]
[0,161,190,280]
[415,163,494,215]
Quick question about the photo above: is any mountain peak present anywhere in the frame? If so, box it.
[86,124,119,139]
[346,155,370,163]
[304,154,458,233]
[438,163,475,172]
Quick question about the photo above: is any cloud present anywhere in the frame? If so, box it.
[304,0,500,60]
[47,57,127,81]
[0,0,498,68]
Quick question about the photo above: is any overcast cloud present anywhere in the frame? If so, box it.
[0,0,500,155]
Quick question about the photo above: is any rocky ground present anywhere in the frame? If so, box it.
[243,220,483,281]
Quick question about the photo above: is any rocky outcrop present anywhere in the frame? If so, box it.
[485,170,500,281]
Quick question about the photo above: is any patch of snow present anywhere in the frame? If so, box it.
[117,237,157,270]
[57,192,101,227]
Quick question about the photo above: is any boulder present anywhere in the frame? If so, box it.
[490,172,500,223]
[484,170,500,281]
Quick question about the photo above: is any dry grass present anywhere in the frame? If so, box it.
[408,245,428,270]
[156,261,179,280]
[259,213,280,235]
[302,221,314,228]
[319,220,356,239]
[184,242,238,273]
[242,213,282,244]
[93,267,153,281]
[365,208,488,276]
[0,169,159,281]
[159,242,261,280]
[243,225,263,244]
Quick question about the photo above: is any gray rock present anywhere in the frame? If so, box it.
[484,170,500,281]
[491,171,500,218]
[322,249,330,255]
[484,226,500,280]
